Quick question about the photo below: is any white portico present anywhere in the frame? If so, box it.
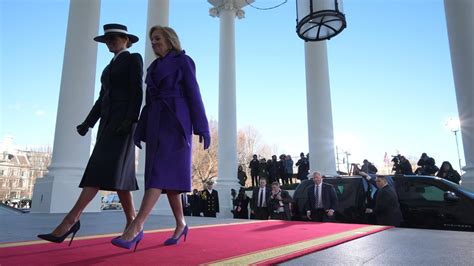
[444,0,474,190]
[208,0,252,218]
[31,0,102,213]
[30,0,474,215]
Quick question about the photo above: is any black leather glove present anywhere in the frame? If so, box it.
[76,123,89,136]
[115,119,132,135]
[198,131,211,150]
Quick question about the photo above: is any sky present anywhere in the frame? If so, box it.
[0,0,466,173]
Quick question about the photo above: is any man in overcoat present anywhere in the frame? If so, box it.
[366,176,403,226]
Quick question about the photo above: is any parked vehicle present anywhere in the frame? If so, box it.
[101,193,122,210]
[292,175,474,231]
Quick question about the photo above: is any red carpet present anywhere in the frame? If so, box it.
[0,220,390,265]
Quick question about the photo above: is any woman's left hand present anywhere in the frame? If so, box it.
[198,131,211,150]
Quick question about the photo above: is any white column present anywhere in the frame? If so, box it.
[304,41,337,176]
[444,0,474,190]
[209,0,251,217]
[135,0,170,213]
[31,0,101,213]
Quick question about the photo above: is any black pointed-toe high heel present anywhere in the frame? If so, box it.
[37,220,81,246]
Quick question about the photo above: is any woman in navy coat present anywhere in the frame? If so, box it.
[112,25,210,251]
[38,24,142,245]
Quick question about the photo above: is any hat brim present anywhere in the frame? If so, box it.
[94,34,139,43]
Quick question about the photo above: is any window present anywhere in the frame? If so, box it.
[399,182,445,202]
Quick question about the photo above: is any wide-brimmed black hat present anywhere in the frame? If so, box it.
[94,23,139,43]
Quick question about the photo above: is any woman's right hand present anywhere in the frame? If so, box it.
[76,123,89,136]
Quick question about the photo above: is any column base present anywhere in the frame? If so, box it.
[216,179,240,218]
[461,165,474,191]
[31,168,101,213]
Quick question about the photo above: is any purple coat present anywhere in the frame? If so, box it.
[134,51,209,192]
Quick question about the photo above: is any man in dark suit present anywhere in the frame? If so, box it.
[201,181,219,217]
[268,182,292,220]
[250,178,271,220]
[305,171,338,222]
[366,176,402,226]
[181,192,191,216]
[249,154,260,187]
[189,189,202,216]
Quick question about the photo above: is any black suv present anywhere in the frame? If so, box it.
[292,175,474,231]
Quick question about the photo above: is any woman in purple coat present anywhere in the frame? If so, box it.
[112,26,210,251]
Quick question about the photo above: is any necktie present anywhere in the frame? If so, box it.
[315,186,319,209]
[259,189,264,207]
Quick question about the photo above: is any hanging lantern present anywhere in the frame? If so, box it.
[296,0,347,41]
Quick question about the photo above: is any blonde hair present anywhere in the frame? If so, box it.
[149,25,182,55]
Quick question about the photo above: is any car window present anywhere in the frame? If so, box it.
[337,185,344,194]
[422,185,445,202]
[399,182,445,202]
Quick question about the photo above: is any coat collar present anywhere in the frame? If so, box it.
[146,50,185,88]
[112,50,130,66]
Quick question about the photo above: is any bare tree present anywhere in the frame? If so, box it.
[192,119,218,189]
[191,122,276,189]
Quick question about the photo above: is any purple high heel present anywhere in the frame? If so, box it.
[111,230,144,252]
[164,225,188,246]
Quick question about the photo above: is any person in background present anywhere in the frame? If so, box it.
[285,155,294,185]
[189,189,202,217]
[296,152,309,181]
[399,156,414,175]
[201,180,220,217]
[268,182,292,221]
[365,175,402,226]
[361,159,378,175]
[305,171,338,222]
[237,165,247,187]
[250,178,271,220]
[182,192,191,216]
[415,153,439,176]
[436,161,461,184]
[249,154,260,187]
[233,187,250,219]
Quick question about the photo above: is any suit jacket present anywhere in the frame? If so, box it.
[267,189,292,220]
[374,185,402,226]
[189,193,202,215]
[305,183,338,212]
[250,186,271,210]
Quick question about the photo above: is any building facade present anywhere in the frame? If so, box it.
[0,149,51,202]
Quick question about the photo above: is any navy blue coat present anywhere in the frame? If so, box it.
[80,51,143,191]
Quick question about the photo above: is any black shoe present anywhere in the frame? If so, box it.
[37,220,81,246]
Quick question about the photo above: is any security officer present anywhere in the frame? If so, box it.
[201,180,220,217]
